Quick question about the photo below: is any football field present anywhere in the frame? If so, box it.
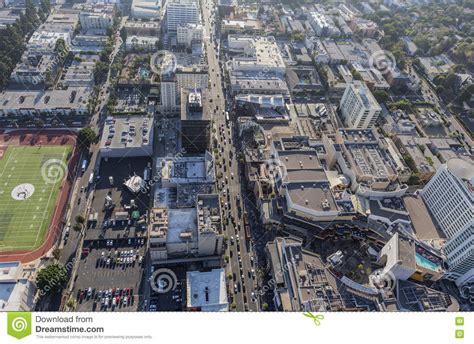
[0,145,71,252]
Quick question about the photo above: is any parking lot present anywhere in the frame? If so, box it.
[86,157,151,241]
[74,245,145,312]
[73,156,152,312]
[147,265,189,311]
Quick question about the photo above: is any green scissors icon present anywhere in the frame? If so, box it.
[303,312,324,326]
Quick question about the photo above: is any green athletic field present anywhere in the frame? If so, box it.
[0,145,72,252]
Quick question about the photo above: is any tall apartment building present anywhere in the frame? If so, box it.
[160,78,178,112]
[339,81,381,128]
[166,0,199,32]
[421,158,474,286]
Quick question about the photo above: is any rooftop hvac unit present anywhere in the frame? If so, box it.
[321,199,331,210]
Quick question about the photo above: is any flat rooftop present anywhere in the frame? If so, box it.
[285,169,328,183]
[100,115,153,149]
[286,181,338,212]
[278,150,321,170]
[397,235,416,270]
[0,87,91,112]
[404,195,445,240]
[186,269,228,311]
[167,208,197,244]
[159,152,214,185]
[197,194,221,234]
[339,129,395,179]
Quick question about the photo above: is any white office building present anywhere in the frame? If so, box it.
[177,23,203,47]
[443,224,474,286]
[339,81,381,128]
[421,159,474,286]
[27,31,72,54]
[166,0,199,32]
[422,159,474,238]
[231,36,286,75]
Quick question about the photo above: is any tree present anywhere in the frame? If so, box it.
[66,296,77,310]
[290,30,305,41]
[120,27,127,42]
[52,248,61,260]
[407,173,421,185]
[76,215,85,224]
[73,223,83,232]
[262,303,269,310]
[373,90,389,103]
[77,127,97,148]
[36,264,68,293]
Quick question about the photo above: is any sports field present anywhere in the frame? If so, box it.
[0,145,71,253]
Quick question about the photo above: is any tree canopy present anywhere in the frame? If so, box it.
[36,264,68,293]
[0,0,50,90]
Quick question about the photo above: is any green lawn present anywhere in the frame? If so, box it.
[0,145,71,252]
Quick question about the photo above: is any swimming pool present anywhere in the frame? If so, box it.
[416,253,440,271]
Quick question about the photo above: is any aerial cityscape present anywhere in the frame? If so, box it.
[0,0,473,314]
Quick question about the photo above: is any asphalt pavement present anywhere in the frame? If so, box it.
[201,0,259,311]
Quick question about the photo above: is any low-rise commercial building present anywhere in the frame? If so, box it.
[126,35,160,51]
[186,269,228,311]
[0,87,91,117]
[324,129,408,198]
[99,115,154,158]
[0,262,36,311]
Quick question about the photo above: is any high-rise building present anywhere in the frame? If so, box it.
[421,158,474,286]
[339,81,381,128]
[160,68,208,113]
[160,78,178,112]
[421,159,473,238]
[166,0,199,32]
[180,90,210,154]
[443,224,474,286]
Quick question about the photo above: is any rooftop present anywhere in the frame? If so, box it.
[100,115,153,150]
[447,158,474,181]
[278,150,321,170]
[160,153,215,184]
[197,194,221,235]
[186,269,228,311]
[167,208,198,244]
[0,87,90,112]
[286,181,338,213]
[338,129,396,180]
